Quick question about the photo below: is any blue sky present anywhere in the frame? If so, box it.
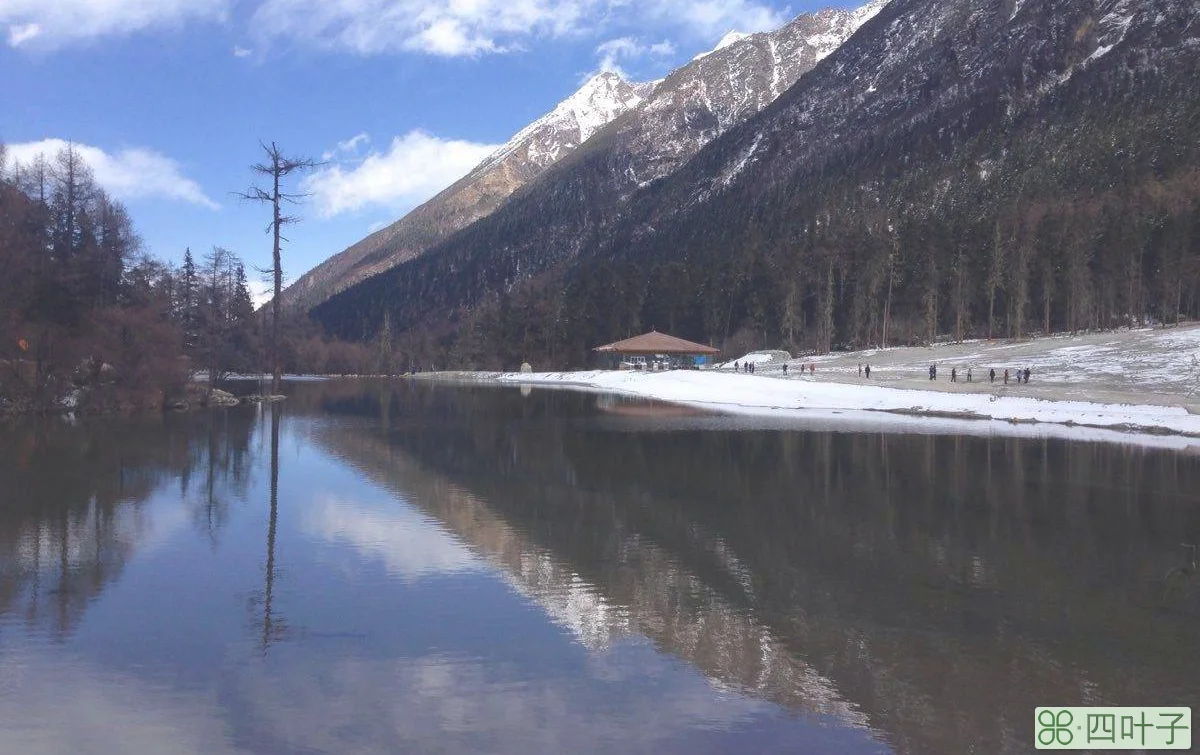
[1,0,858,302]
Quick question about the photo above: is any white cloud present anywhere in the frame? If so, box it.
[595,36,675,77]
[3,0,784,57]
[304,130,499,219]
[249,0,782,58]
[648,40,676,56]
[649,0,783,37]
[248,279,274,309]
[6,139,219,210]
[321,132,370,161]
[251,0,596,56]
[7,22,40,46]
[1,0,228,49]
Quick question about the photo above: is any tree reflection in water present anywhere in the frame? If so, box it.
[0,411,257,639]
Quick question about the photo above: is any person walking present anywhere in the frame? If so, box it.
[783,363,788,375]
[1024,367,1031,384]
[989,368,995,384]
[858,363,863,377]
[967,368,973,383]
[951,367,957,383]
[864,364,871,379]
[1003,368,1009,385]
[810,363,815,375]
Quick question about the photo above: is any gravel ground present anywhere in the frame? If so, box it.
[739,325,1200,413]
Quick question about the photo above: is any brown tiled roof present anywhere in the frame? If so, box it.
[593,330,720,355]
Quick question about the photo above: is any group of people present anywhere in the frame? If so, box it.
[729,361,819,375]
[929,364,1033,385]
[997,367,1032,385]
[725,357,1033,385]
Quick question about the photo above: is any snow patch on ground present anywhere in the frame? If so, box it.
[477,326,1200,447]
[718,351,783,368]
[495,370,1200,443]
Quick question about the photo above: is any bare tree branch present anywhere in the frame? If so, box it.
[238,140,321,394]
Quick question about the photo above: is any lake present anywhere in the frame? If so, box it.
[2,380,1198,754]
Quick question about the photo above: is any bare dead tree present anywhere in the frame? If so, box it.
[236,142,320,395]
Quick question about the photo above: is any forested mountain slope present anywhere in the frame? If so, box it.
[280,72,647,313]
[315,0,1200,369]
[310,2,887,337]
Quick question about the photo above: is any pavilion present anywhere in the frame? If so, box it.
[592,330,720,370]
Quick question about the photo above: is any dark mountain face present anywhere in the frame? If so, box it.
[279,72,648,314]
[307,2,886,331]
[315,0,1200,369]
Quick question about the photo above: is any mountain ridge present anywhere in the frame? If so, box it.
[285,2,886,315]
[279,71,647,313]
[313,0,1200,368]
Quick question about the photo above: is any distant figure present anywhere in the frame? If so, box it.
[858,363,863,377]
[734,361,739,371]
[989,368,996,384]
[951,368,957,383]
[1024,367,1031,384]
[783,363,788,375]
[865,364,871,379]
[967,368,973,383]
[1003,369,1009,385]
[929,364,936,381]
[809,363,815,375]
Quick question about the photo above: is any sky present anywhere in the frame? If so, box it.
[0,0,860,303]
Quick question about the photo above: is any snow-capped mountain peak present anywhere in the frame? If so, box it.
[694,30,752,60]
[475,71,645,173]
[289,0,891,317]
[280,72,646,314]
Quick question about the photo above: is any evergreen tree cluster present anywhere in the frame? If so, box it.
[0,143,261,408]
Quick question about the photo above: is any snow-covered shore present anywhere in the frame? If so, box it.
[490,369,1200,445]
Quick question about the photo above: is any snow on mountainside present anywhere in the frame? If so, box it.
[474,72,647,175]
[312,0,892,339]
[290,2,886,316]
[581,0,889,190]
[279,72,645,314]
[693,31,751,60]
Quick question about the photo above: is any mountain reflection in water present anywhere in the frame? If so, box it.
[0,380,1197,755]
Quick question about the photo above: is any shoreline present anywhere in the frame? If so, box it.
[512,371,1200,446]
[411,325,1200,447]
[497,371,1200,435]
[414,361,1200,448]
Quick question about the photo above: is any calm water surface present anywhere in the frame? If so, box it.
[2,380,1199,754]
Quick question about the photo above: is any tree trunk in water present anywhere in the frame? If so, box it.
[271,160,282,396]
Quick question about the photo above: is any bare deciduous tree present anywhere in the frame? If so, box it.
[237,142,320,395]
